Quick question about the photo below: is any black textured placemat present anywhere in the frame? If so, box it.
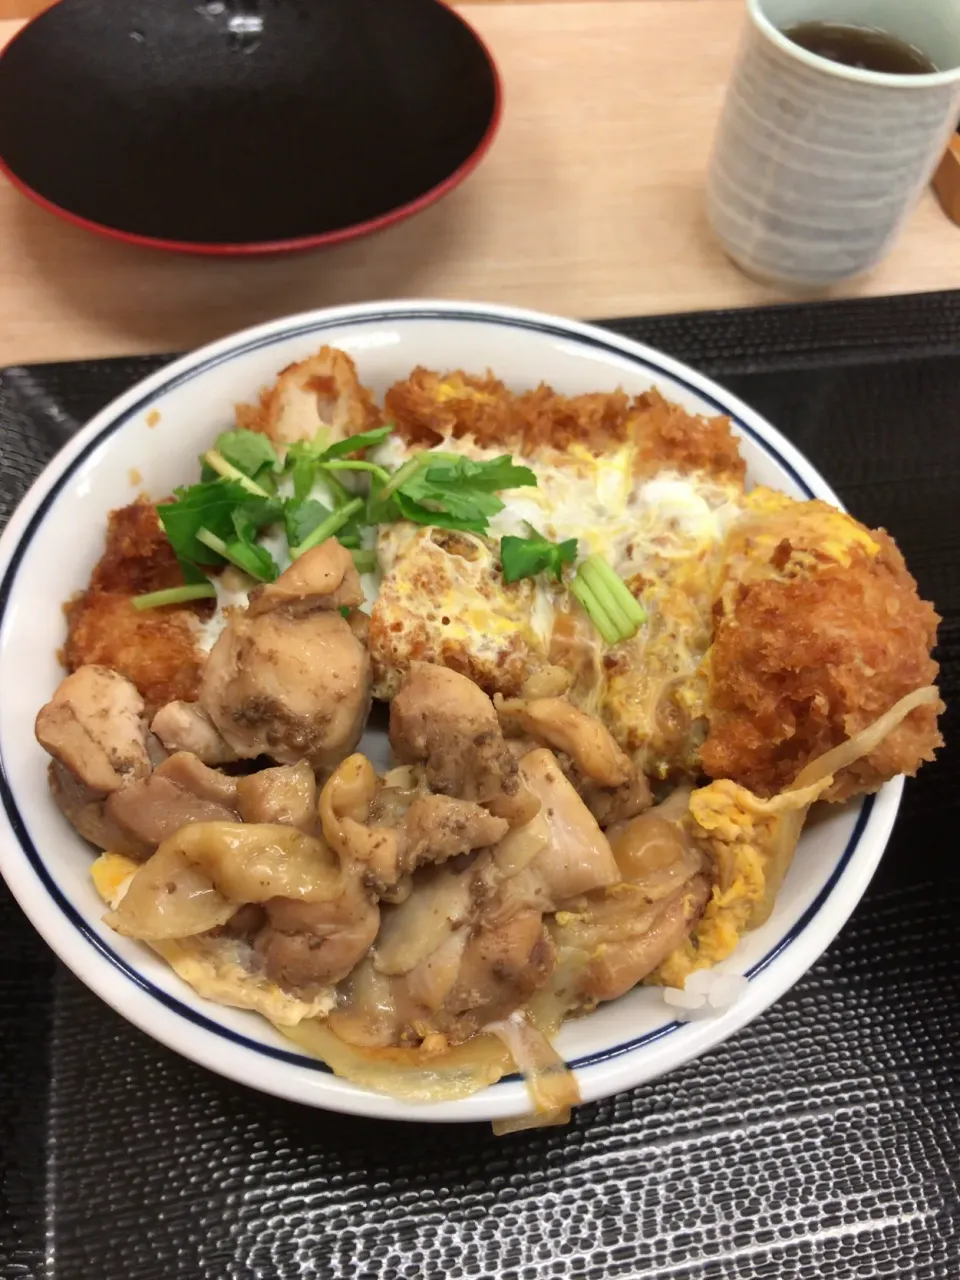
[1,291,958,1280]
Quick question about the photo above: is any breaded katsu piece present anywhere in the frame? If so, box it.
[63,500,210,713]
[384,368,746,480]
[701,491,943,800]
[236,345,381,445]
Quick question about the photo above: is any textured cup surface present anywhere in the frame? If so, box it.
[707,0,960,287]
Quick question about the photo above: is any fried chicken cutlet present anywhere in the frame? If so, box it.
[701,491,943,799]
[63,500,210,713]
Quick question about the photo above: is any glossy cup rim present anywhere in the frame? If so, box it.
[747,0,960,88]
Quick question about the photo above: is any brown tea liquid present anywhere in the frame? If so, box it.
[781,21,938,74]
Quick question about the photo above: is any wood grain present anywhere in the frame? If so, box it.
[0,0,45,16]
[1,2,959,366]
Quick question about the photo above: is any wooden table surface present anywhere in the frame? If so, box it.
[2,1,960,366]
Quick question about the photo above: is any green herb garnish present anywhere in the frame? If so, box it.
[283,424,394,499]
[200,429,280,496]
[144,421,540,609]
[290,497,364,560]
[500,525,578,584]
[378,453,537,534]
[570,554,647,645]
[321,425,395,460]
[157,480,282,582]
[196,527,279,583]
[284,498,333,549]
[350,549,378,574]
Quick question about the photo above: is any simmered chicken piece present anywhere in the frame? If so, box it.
[37,665,162,856]
[552,805,711,1005]
[236,761,317,834]
[496,691,653,826]
[402,794,508,868]
[150,702,236,766]
[573,770,654,828]
[389,663,538,825]
[330,874,556,1048]
[497,696,633,788]
[104,752,239,848]
[483,747,619,916]
[36,665,153,794]
[319,754,510,894]
[152,542,372,771]
[326,745,619,1047]
[255,882,380,993]
[48,763,154,860]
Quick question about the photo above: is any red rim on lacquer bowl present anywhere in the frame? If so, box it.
[0,0,503,256]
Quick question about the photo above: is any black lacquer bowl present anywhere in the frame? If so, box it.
[0,0,501,254]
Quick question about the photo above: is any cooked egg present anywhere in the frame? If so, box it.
[369,431,747,756]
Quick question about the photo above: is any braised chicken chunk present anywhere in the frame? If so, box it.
[152,542,372,772]
[389,663,537,825]
[36,665,152,795]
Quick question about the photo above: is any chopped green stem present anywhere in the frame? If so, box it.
[195,527,270,581]
[578,560,634,638]
[202,450,270,498]
[350,549,378,574]
[378,454,430,501]
[572,555,647,645]
[583,554,647,626]
[570,576,620,646]
[290,498,364,559]
[322,460,392,484]
[132,582,216,611]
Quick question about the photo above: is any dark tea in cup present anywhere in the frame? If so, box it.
[782,21,938,73]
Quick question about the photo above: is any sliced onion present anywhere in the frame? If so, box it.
[792,685,940,792]
[374,866,472,976]
[492,811,550,879]
[105,822,346,940]
[279,1020,513,1103]
[105,843,235,940]
[175,822,344,903]
[751,685,940,926]
[485,1012,581,1133]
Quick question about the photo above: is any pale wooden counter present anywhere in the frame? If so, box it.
[1,2,959,366]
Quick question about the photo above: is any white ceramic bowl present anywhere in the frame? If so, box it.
[0,301,899,1124]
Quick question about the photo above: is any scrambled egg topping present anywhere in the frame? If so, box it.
[372,426,745,766]
[733,487,880,571]
[650,775,830,987]
[91,852,333,1027]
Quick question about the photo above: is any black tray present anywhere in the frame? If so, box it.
[1,292,957,1280]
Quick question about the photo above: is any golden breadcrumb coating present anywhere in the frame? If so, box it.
[702,516,943,800]
[383,369,745,482]
[63,501,209,712]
